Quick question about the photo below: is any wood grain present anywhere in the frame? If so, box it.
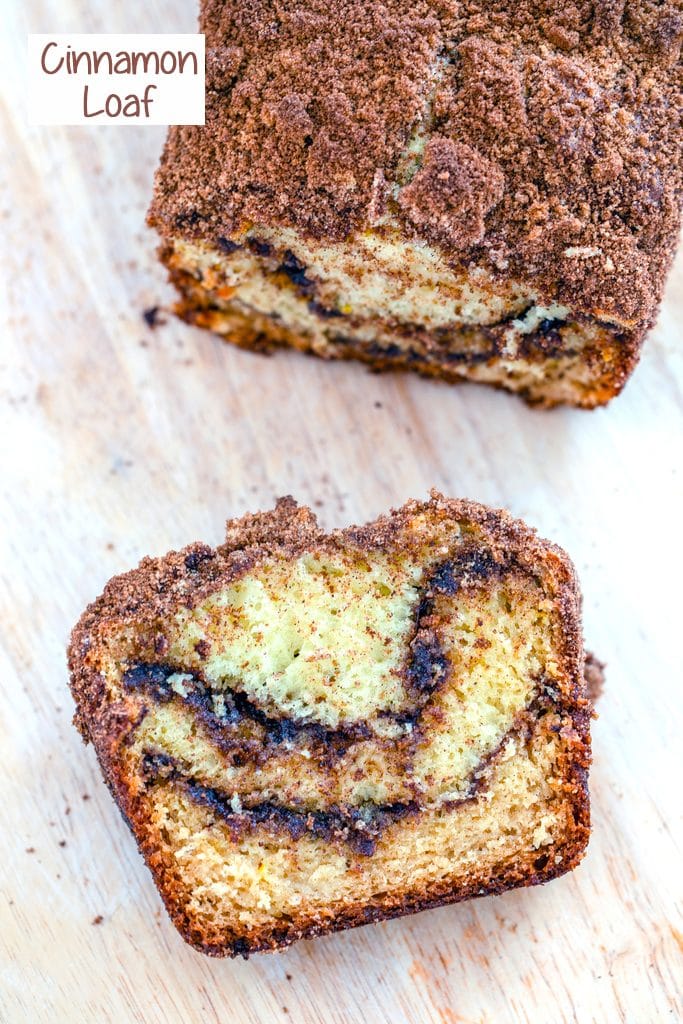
[2,3,682,1022]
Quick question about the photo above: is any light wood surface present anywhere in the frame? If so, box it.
[2,3,682,1022]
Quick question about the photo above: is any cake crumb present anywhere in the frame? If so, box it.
[584,652,606,704]
[142,306,166,328]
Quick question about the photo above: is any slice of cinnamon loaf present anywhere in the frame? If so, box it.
[68,495,591,956]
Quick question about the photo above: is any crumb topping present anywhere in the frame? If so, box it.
[397,137,505,250]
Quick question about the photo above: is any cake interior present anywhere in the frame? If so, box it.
[92,514,587,952]
[162,228,632,408]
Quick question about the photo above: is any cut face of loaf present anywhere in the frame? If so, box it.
[159,232,637,408]
[148,0,683,407]
[68,495,591,957]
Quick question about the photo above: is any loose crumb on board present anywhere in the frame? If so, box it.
[142,306,166,328]
[585,652,606,704]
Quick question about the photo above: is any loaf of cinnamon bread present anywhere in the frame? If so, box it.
[148,0,682,406]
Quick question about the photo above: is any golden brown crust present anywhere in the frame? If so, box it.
[149,0,683,329]
[68,494,591,957]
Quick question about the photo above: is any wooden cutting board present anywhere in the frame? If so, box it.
[2,3,682,1022]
